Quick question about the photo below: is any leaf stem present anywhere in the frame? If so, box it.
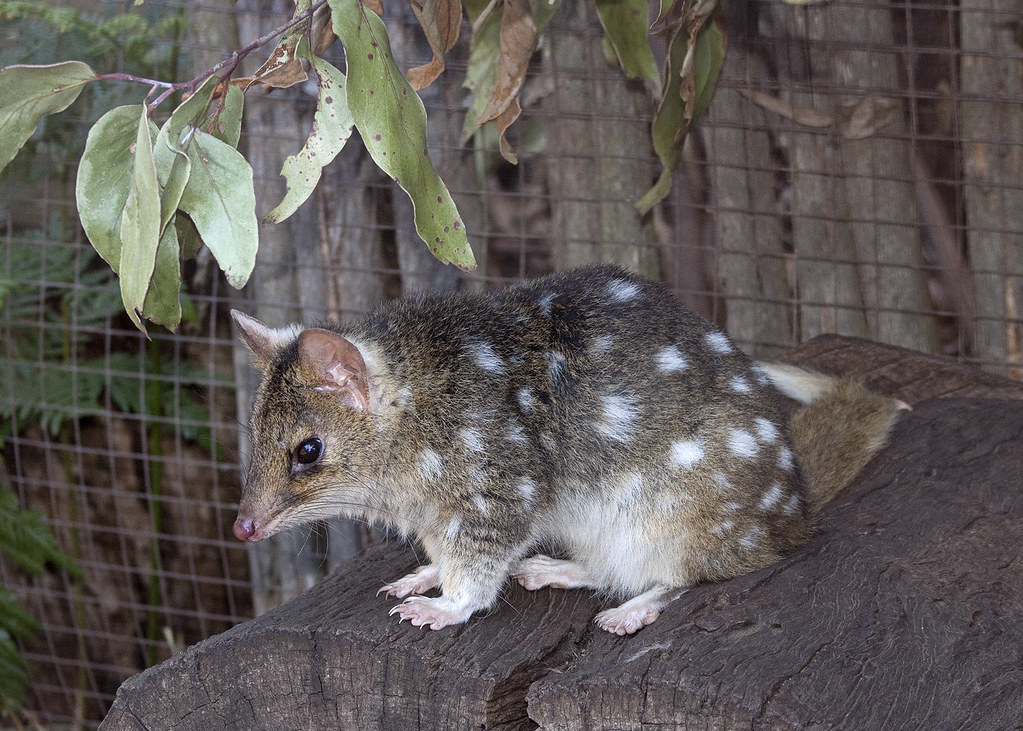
[88,0,330,114]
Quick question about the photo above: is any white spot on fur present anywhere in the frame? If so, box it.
[538,292,557,317]
[751,363,771,385]
[728,428,759,458]
[714,473,733,491]
[547,350,566,383]
[507,421,528,444]
[607,278,641,302]
[473,341,505,374]
[755,418,779,444]
[460,427,486,453]
[590,334,613,356]
[778,447,794,471]
[730,375,752,393]
[712,520,735,537]
[722,501,741,513]
[518,387,535,413]
[740,526,765,550]
[655,345,689,373]
[670,440,704,469]
[517,477,537,505]
[445,516,461,539]
[471,494,489,516]
[759,484,784,510]
[706,331,734,354]
[782,494,802,516]
[420,449,443,481]
[595,394,640,442]
[541,433,556,452]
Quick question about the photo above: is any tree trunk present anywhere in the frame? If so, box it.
[703,47,793,356]
[543,0,660,277]
[960,0,1023,378]
[770,2,939,352]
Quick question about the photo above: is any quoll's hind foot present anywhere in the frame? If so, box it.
[378,564,441,599]
[511,555,597,591]
[389,595,473,630]
[594,585,682,636]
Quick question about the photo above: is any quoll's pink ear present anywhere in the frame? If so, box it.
[231,310,298,372]
[296,328,370,411]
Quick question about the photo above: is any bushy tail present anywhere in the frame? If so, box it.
[757,362,905,512]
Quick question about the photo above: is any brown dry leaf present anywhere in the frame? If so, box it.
[311,2,339,55]
[363,0,384,14]
[738,87,834,128]
[478,0,536,125]
[233,33,309,90]
[407,0,463,90]
[836,94,899,140]
[494,97,521,163]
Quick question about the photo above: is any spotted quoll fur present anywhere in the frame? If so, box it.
[232,265,900,635]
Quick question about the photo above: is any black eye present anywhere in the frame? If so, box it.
[294,437,323,467]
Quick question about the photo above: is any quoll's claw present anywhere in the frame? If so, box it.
[389,595,471,631]
[379,565,441,599]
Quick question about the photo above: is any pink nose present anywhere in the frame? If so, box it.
[233,517,261,542]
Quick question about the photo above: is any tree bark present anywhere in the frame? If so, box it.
[960,0,1023,377]
[703,48,793,356]
[544,0,660,277]
[770,3,939,352]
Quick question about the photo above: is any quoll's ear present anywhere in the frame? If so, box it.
[231,310,301,372]
[296,328,370,411]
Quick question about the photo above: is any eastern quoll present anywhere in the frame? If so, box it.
[231,265,901,635]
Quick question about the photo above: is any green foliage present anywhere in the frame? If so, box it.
[329,0,473,268]
[0,238,220,446]
[638,7,726,214]
[0,0,725,333]
[0,481,82,715]
[264,39,354,224]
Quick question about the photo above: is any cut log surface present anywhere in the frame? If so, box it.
[100,336,1023,730]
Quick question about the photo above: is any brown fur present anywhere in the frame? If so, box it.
[232,266,902,635]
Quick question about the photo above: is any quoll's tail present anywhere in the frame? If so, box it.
[757,362,905,512]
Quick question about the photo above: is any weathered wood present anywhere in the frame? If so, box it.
[101,336,1023,730]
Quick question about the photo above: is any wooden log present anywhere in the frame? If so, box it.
[100,336,1023,729]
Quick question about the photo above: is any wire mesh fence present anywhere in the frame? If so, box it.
[1,0,1020,725]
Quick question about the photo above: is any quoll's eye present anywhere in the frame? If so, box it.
[294,437,324,467]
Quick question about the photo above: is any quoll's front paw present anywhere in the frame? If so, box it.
[389,595,472,630]
[378,565,441,599]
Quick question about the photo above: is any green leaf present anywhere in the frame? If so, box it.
[688,15,725,121]
[636,14,725,214]
[118,105,162,334]
[176,214,204,259]
[177,130,258,288]
[460,0,503,145]
[264,47,355,224]
[593,0,661,94]
[0,61,95,174]
[75,105,152,271]
[329,0,475,270]
[141,222,182,330]
[205,82,244,148]
[153,79,223,235]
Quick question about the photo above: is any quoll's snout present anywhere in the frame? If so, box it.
[233,516,262,542]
